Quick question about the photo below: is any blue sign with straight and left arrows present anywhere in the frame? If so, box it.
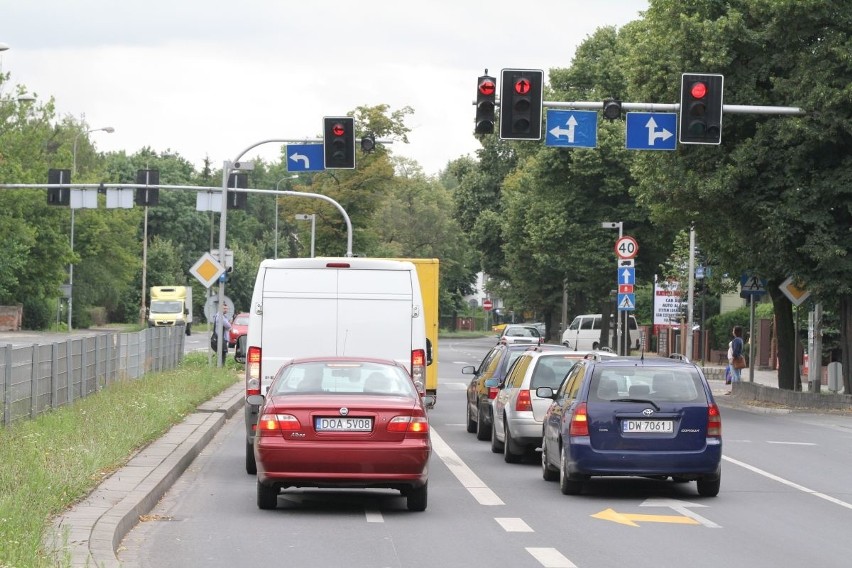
[625,112,677,151]
[286,144,325,172]
[545,109,597,148]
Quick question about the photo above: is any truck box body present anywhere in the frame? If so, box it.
[243,257,428,472]
[148,286,192,335]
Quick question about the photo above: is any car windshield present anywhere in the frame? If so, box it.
[590,367,705,403]
[272,362,417,397]
[234,315,250,325]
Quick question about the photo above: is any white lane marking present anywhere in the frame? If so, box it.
[526,547,578,568]
[496,517,533,532]
[430,428,504,505]
[365,510,383,523]
[767,441,816,446]
[724,455,852,510]
[640,498,720,528]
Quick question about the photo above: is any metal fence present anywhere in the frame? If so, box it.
[1,326,185,427]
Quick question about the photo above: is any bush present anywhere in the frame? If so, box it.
[706,307,750,350]
[21,297,53,330]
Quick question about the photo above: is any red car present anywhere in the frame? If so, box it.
[248,357,431,511]
[228,312,250,348]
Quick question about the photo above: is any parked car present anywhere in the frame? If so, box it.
[561,313,640,351]
[497,324,543,346]
[492,350,619,462]
[464,344,565,441]
[229,312,250,348]
[539,356,722,496]
[248,357,431,511]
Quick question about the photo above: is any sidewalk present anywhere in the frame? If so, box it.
[701,364,779,397]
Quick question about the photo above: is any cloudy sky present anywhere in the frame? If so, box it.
[2,0,647,176]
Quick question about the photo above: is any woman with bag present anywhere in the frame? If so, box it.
[726,325,745,393]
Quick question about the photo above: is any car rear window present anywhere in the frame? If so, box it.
[531,356,578,389]
[273,362,417,397]
[589,368,705,403]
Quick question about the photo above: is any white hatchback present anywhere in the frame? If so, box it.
[497,324,542,346]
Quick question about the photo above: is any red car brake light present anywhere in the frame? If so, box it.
[515,389,532,411]
[246,346,262,396]
[569,402,590,437]
[707,403,722,437]
[257,413,300,436]
[387,415,429,435]
[488,386,499,399]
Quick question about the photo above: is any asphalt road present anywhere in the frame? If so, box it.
[116,337,852,568]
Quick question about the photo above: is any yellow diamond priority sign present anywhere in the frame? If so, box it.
[190,252,226,289]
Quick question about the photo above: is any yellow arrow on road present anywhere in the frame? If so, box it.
[592,508,701,527]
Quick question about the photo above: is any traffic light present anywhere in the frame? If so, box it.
[47,168,71,206]
[602,98,622,120]
[499,69,543,140]
[323,116,355,169]
[227,173,248,210]
[360,133,376,153]
[679,73,724,145]
[474,73,496,135]
[135,169,160,206]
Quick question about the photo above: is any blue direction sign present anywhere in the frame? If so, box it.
[287,144,325,172]
[545,110,597,148]
[618,267,635,286]
[617,293,636,311]
[625,112,677,151]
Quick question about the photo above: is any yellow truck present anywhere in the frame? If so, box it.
[399,258,439,408]
[148,286,193,335]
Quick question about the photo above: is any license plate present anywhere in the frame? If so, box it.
[315,417,373,432]
[622,419,674,433]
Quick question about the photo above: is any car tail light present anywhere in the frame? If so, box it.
[387,415,429,435]
[411,349,426,389]
[569,402,589,437]
[257,413,300,436]
[246,346,262,396]
[707,403,722,437]
[488,386,499,399]
[515,389,532,411]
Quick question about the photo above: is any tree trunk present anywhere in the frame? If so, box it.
[769,283,795,390]
[840,296,852,394]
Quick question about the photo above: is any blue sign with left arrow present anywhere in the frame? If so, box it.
[287,144,325,172]
[545,110,597,148]
[625,112,677,151]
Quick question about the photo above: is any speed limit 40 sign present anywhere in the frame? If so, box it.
[615,236,639,259]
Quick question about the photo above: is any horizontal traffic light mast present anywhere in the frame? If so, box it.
[517,100,806,116]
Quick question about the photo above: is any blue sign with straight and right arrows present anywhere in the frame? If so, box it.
[625,112,677,151]
[545,109,597,148]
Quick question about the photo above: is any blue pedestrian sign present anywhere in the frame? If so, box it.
[545,110,597,148]
[287,144,325,172]
[617,293,636,311]
[739,273,767,299]
[625,112,677,151]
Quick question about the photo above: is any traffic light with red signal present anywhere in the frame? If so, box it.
[323,117,355,169]
[499,69,543,140]
[679,73,724,145]
[475,73,496,135]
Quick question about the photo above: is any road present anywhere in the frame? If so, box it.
[118,337,852,568]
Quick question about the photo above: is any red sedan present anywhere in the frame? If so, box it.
[249,357,431,511]
[228,312,250,348]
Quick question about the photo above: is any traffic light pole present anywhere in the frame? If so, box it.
[539,100,806,116]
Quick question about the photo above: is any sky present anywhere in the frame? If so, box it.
[1,0,648,176]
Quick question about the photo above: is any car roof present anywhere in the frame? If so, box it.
[584,356,698,369]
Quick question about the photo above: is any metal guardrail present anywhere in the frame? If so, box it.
[1,327,185,427]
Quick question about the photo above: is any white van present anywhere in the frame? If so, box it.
[242,257,429,473]
[561,313,640,351]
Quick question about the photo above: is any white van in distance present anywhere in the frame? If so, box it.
[242,257,430,474]
[561,313,640,351]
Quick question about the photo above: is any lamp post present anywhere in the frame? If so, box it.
[67,126,114,330]
[273,175,298,258]
[294,214,316,257]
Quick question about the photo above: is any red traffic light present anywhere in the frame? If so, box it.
[690,81,707,99]
[331,122,346,137]
[514,78,532,95]
[478,79,495,97]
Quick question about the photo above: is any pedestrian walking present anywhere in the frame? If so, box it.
[212,304,232,360]
[726,325,745,393]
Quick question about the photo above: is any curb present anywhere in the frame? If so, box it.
[48,382,245,567]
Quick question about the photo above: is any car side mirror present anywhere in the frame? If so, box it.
[536,386,555,399]
[234,335,247,364]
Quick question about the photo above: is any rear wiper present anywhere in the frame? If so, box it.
[611,398,660,411]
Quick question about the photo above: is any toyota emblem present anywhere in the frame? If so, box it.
[642,408,655,416]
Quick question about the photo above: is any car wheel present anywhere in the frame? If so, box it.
[559,446,583,495]
[490,420,504,453]
[503,421,522,464]
[245,441,257,475]
[541,440,558,482]
[257,481,278,510]
[476,404,491,441]
[697,476,721,497]
[466,404,477,433]
[406,484,428,512]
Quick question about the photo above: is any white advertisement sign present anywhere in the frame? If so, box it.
[654,279,686,325]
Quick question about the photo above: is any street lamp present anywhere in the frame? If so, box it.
[294,214,316,257]
[273,175,298,258]
[67,126,114,331]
